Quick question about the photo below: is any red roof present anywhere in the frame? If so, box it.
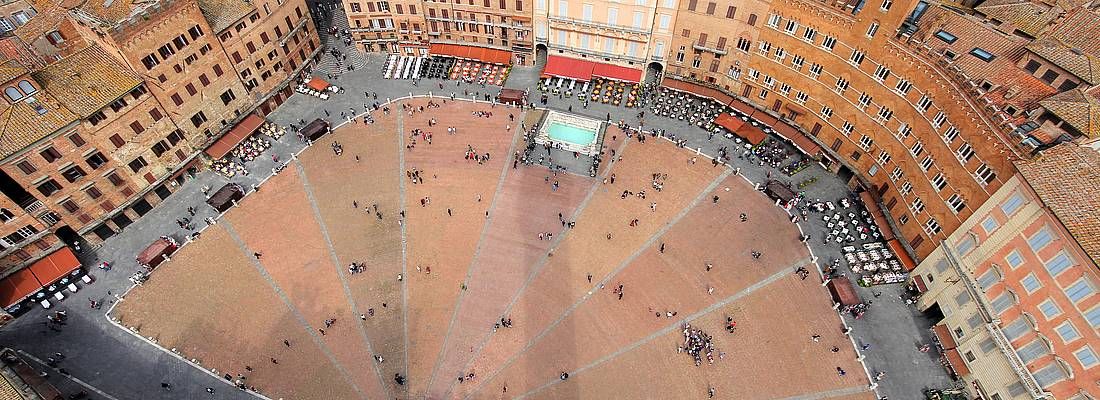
[773,122,822,157]
[592,63,641,83]
[714,113,745,132]
[137,238,178,266]
[205,114,265,159]
[888,239,917,272]
[729,98,757,117]
[543,55,595,81]
[430,43,512,65]
[933,324,957,349]
[306,77,329,92]
[737,125,767,145]
[945,349,971,377]
[27,247,80,286]
[0,269,42,309]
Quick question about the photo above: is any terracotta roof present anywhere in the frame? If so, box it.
[1048,8,1100,56]
[14,0,69,43]
[0,60,27,84]
[1026,37,1100,85]
[974,0,1059,37]
[195,0,254,33]
[32,44,141,117]
[0,93,78,159]
[1038,88,1100,139]
[77,0,143,24]
[984,73,1058,111]
[1015,143,1100,267]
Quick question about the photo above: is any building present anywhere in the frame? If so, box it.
[0,0,320,278]
[911,143,1100,399]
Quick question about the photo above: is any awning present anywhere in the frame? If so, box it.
[0,269,42,309]
[753,110,780,127]
[912,274,928,293]
[729,98,757,117]
[826,276,861,306]
[888,239,917,272]
[27,247,80,286]
[933,324,957,349]
[764,179,797,203]
[592,63,642,83]
[207,183,246,213]
[306,77,329,91]
[498,88,525,105]
[660,77,734,104]
[543,55,595,81]
[774,122,822,157]
[430,43,512,65]
[944,348,971,377]
[205,114,265,159]
[137,238,177,267]
[302,118,330,141]
[859,191,895,242]
[737,125,768,145]
[714,113,745,132]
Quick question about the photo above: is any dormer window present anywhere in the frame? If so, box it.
[4,87,22,101]
[17,80,35,95]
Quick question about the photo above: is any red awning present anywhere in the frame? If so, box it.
[912,274,928,293]
[729,98,757,117]
[714,113,745,132]
[592,63,642,83]
[306,77,329,92]
[944,349,971,377]
[137,238,178,267]
[737,125,768,145]
[543,55,595,81]
[826,276,861,306]
[205,114,265,159]
[933,324,958,349]
[888,239,917,272]
[774,122,822,157]
[661,77,734,104]
[859,191,895,242]
[0,269,42,309]
[430,43,512,65]
[754,110,780,127]
[27,247,80,286]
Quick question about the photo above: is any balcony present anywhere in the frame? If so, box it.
[553,44,646,63]
[692,40,728,55]
[547,16,651,35]
[20,199,43,214]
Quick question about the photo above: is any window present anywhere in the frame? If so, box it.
[820,105,833,119]
[778,83,791,95]
[889,166,904,181]
[791,54,805,70]
[821,35,837,51]
[61,199,79,213]
[795,91,808,105]
[1034,362,1069,386]
[835,77,850,93]
[86,152,107,170]
[1005,250,1024,269]
[190,111,208,128]
[910,197,925,213]
[900,181,912,195]
[990,290,1016,314]
[919,156,934,171]
[1057,321,1081,342]
[1087,307,1100,328]
[16,160,35,174]
[849,49,865,66]
[897,123,912,139]
[917,95,933,112]
[725,5,735,18]
[141,54,159,70]
[970,48,995,62]
[866,22,878,37]
[220,89,237,105]
[1002,318,1031,341]
[913,141,929,159]
[1044,252,1073,277]
[808,63,822,79]
[934,30,957,44]
[128,157,148,173]
[1065,279,1095,303]
[783,19,798,34]
[932,112,947,128]
[757,40,771,55]
[981,216,999,233]
[977,267,1000,290]
[857,92,872,109]
[858,135,873,151]
[736,37,751,52]
[765,13,780,28]
[1038,299,1061,319]
[1016,340,1050,363]
[802,27,816,42]
[876,106,893,122]
[36,179,62,197]
[110,134,125,148]
[746,13,756,26]
[955,235,975,255]
[842,121,855,136]
[880,0,892,10]
[107,172,124,186]
[956,142,975,161]
[924,218,941,236]
[1075,347,1098,368]
[1001,193,1024,215]
[171,93,183,106]
[130,121,145,135]
[975,163,997,185]
[1028,228,1053,251]
[873,65,890,82]
[773,47,786,62]
[1021,274,1042,293]
[61,165,86,183]
[39,147,62,163]
[942,126,959,143]
[947,193,966,213]
[895,79,912,95]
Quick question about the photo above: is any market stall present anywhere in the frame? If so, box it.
[207,183,246,213]
[302,119,331,141]
[826,276,861,307]
[763,180,797,203]
[497,88,526,105]
[137,237,178,269]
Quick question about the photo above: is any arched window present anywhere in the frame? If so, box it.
[0,208,13,222]
[17,80,35,95]
[4,87,22,101]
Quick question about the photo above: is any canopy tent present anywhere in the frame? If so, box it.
[753,110,780,127]
[497,88,526,105]
[429,43,512,65]
[713,113,746,133]
[592,63,642,83]
[773,122,822,158]
[306,77,330,91]
[205,114,265,159]
[0,269,43,309]
[301,119,331,141]
[729,98,757,116]
[207,183,246,212]
[27,247,80,287]
[661,77,734,105]
[888,239,917,271]
[858,191,894,241]
[943,349,971,377]
[737,124,768,145]
[763,180,797,203]
[933,324,957,349]
[137,237,178,268]
[542,55,596,81]
[826,276,860,306]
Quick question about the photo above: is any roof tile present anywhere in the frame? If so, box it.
[32,44,142,117]
[1038,88,1100,139]
[1015,143,1100,267]
[1025,37,1100,85]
